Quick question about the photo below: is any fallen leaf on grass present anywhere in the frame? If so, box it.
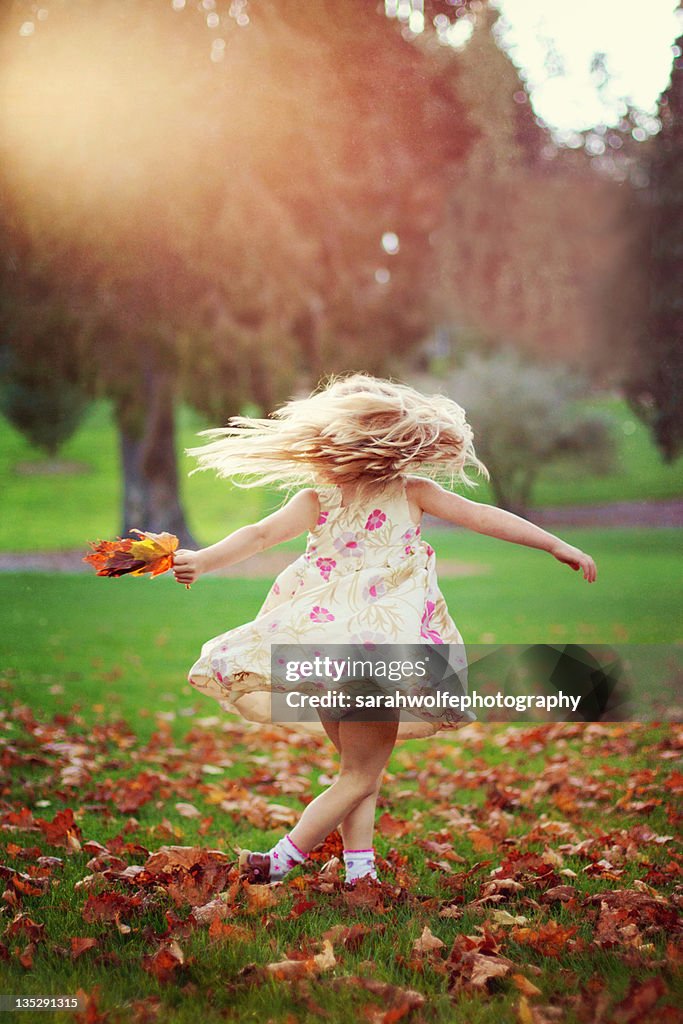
[331,976,425,1022]
[376,813,413,838]
[207,918,253,943]
[73,986,109,1024]
[243,883,281,912]
[412,925,445,954]
[468,951,514,988]
[0,865,49,897]
[512,973,543,997]
[510,921,579,957]
[469,828,495,852]
[492,910,529,926]
[539,885,578,904]
[585,888,679,933]
[142,940,184,983]
[35,808,82,852]
[175,803,202,819]
[479,877,526,898]
[110,773,165,814]
[317,856,342,886]
[17,941,36,969]
[82,891,143,924]
[135,845,235,904]
[288,898,316,918]
[517,995,534,1024]
[1,808,37,831]
[85,852,128,873]
[265,938,336,980]
[233,796,301,830]
[306,830,344,865]
[71,937,98,959]
[427,858,458,876]
[610,975,666,1023]
[341,875,395,912]
[447,928,516,993]
[190,898,231,926]
[323,923,380,951]
[144,846,230,873]
[264,803,299,826]
[438,905,463,919]
[4,913,46,943]
[418,839,467,863]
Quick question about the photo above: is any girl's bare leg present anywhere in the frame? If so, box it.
[318,714,383,850]
[287,716,398,855]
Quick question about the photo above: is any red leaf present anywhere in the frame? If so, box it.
[83,531,178,580]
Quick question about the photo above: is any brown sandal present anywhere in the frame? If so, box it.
[238,849,272,884]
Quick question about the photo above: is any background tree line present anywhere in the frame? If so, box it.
[0,0,679,539]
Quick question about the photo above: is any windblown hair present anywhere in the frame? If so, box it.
[186,372,489,500]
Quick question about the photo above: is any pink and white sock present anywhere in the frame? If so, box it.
[343,847,377,883]
[266,833,307,880]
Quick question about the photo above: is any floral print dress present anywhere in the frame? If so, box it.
[187,478,476,740]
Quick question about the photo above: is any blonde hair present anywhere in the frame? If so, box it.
[186,372,489,499]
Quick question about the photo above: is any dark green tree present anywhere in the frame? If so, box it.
[0,197,92,458]
[0,330,90,460]
[0,0,477,542]
[623,36,683,462]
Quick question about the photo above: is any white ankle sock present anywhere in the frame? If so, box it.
[343,847,377,882]
[266,833,307,880]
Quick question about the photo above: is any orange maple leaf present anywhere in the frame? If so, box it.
[83,530,184,584]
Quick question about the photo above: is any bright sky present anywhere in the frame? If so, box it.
[490,0,682,142]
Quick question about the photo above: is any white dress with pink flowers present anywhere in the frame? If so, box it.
[187,478,475,741]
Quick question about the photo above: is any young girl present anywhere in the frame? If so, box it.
[174,373,596,886]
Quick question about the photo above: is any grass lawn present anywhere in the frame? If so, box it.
[2,524,681,730]
[0,561,680,1022]
[1,391,681,1022]
[2,523,681,695]
[0,394,681,552]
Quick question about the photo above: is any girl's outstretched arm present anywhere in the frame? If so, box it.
[172,489,319,585]
[409,477,597,583]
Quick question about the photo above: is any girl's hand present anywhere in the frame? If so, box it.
[173,549,207,586]
[550,541,597,582]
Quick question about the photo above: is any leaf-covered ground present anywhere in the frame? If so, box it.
[1,690,681,1024]
[1,566,681,1023]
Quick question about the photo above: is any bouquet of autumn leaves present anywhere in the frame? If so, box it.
[83,529,190,588]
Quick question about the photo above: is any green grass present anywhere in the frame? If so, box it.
[1,525,680,742]
[1,390,681,1021]
[529,394,683,506]
[0,402,281,552]
[1,525,680,734]
[0,566,679,1021]
[0,394,680,552]
[418,525,683,643]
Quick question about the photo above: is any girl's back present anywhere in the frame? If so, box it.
[302,477,424,575]
[175,372,595,886]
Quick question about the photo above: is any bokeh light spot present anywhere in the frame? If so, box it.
[381,231,400,255]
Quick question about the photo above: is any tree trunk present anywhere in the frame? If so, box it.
[116,370,198,548]
[488,471,529,519]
